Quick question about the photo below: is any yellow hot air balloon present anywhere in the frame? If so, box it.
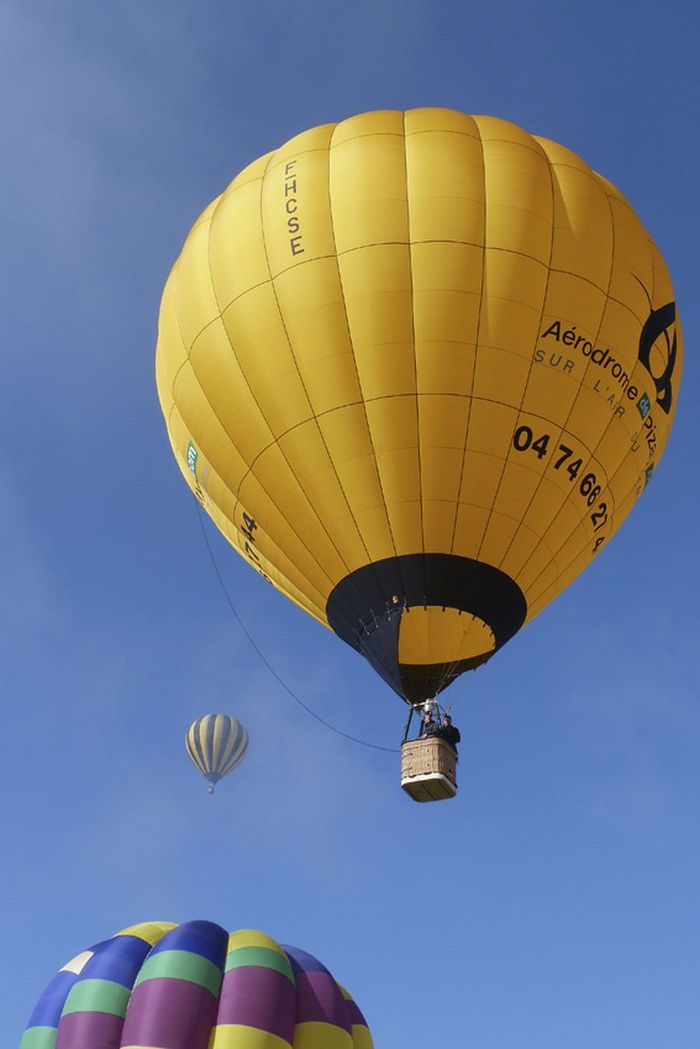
[156,108,681,708]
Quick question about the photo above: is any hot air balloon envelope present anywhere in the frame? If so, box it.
[156,108,682,704]
[186,714,248,792]
[22,920,373,1048]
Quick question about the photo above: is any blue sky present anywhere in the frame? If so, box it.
[2,2,699,1045]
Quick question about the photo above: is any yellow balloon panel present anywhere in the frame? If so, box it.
[156,108,681,704]
[398,608,495,667]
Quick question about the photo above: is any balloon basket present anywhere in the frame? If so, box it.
[400,738,457,803]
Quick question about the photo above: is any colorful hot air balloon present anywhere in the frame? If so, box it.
[21,920,373,1048]
[186,714,248,793]
[156,108,681,706]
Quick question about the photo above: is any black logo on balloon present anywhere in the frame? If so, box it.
[638,302,677,415]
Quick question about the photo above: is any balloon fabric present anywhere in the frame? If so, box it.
[156,108,681,705]
[21,920,373,1048]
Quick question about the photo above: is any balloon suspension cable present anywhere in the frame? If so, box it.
[196,505,399,754]
[402,705,415,743]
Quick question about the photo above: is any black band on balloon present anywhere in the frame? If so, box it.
[326,553,527,703]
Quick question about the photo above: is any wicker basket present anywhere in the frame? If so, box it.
[400,737,458,802]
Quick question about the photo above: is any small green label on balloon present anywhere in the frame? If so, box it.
[637,393,651,419]
[187,442,198,477]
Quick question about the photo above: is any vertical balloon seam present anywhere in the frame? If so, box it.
[208,466,330,619]
[543,176,658,586]
[482,133,562,612]
[528,252,668,610]
[484,135,563,582]
[523,155,621,586]
[216,717,236,774]
[485,144,598,607]
[257,141,363,594]
[174,180,335,610]
[362,116,414,593]
[338,982,372,1047]
[509,165,620,608]
[402,111,426,574]
[193,271,338,611]
[202,158,280,499]
[446,116,487,559]
[294,136,398,586]
[196,716,212,773]
[472,128,557,577]
[282,943,353,1039]
[216,715,235,774]
[411,112,488,691]
[203,717,215,776]
[326,115,409,629]
[220,931,297,1043]
[213,716,227,776]
[169,250,257,551]
[121,925,226,1048]
[398,114,462,693]
[477,128,580,631]
[233,727,249,770]
[206,713,220,775]
[367,113,417,672]
[219,722,247,776]
[440,119,526,683]
[316,118,404,584]
[187,718,208,774]
[219,715,234,773]
[215,148,348,605]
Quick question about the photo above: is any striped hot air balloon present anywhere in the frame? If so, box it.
[186,714,248,793]
[21,920,373,1048]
